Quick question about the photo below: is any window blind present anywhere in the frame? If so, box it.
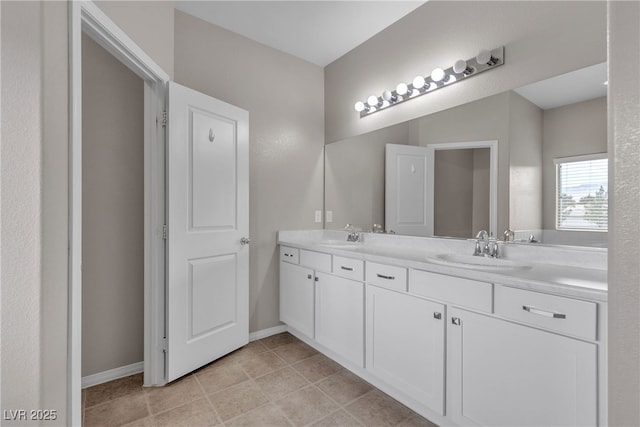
[556,155,608,231]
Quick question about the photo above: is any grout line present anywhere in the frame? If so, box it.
[142,391,153,424]
[196,375,225,427]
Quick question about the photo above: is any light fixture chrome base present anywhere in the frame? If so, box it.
[357,46,505,118]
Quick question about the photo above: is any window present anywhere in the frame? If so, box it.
[555,154,608,231]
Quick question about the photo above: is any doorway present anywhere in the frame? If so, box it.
[80,33,145,385]
[70,3,169,423]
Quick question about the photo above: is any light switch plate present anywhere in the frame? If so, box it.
[314,210,322,223]
[326,211,333,223]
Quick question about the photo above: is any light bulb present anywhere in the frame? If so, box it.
[396,82,409,96]
[382,90,396,103]
[367,95,379,107]
[354,101,365,112]
[476,49,493,65]
[453,59,467,74]
[430,67,445,82]
[412,75,426,90]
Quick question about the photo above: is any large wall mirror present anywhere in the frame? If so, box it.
[324,62,607,248]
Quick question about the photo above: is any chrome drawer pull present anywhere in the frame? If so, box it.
[376,273,395,280]
[284,253,293,257]
[522,305,566,319]
[340,266,354,271]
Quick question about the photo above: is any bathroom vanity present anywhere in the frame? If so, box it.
[278,230,607,427]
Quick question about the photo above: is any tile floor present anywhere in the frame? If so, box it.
[83,333,438,427]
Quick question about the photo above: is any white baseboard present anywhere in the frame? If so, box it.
[249,324,287,341]
[81,361,144,389]
[82,325,286,389]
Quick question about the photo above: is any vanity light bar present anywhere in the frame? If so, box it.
[354,47,505,118]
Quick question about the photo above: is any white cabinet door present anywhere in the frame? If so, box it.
[315,272,364,367]
[366,285,445,415]
[280,262,315,338]
[166,82,249,382]
[447,307,597,427]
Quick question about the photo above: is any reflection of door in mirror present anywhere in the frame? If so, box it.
[385,144,431,236]
[434,148,490,238]
[385,141,497,238]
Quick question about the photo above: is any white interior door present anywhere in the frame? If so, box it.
[166,81,249,382]
[385,144,433,236]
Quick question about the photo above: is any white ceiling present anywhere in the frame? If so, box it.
[174,1,427,67]
[515,62,607,110]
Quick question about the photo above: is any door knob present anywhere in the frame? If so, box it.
[240,237,250,245]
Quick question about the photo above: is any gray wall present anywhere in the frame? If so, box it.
[608,1,640,425]
[508,91,543,231]
[542,97,607,229]
[1,1,46,416]
[81,34,145,377]
[1,1,69,422]
[325,1,606,143]
[95,1,175,78]
[173,11,325,333]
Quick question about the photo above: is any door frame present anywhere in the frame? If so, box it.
[69,1,169,424]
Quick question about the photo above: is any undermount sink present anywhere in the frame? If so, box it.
[425,253,532,271]
[317,240,362,250]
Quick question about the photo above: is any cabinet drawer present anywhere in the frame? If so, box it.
[409,269,493,313]
[332,256,364,281]
[366,261,407,292]
[300,249,332,272]
[280,246,299,264]
[494,286,597,341]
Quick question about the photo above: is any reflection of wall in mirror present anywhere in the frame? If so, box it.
[417,91,543,236]
[324,121,418,231]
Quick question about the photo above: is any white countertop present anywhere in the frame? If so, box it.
[278,230,608,302]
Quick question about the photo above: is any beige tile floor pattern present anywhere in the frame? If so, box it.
[83,333,439,427]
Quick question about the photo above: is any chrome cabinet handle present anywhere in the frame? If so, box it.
[376,274,395,280]
[522,305,566,319]
[452,317,461,325]
[240,237,251,245]
[314,277,319,282]
[433,312,442,320]
[284,253,293,257]
[307,274,313,280]
[340,266,354,271]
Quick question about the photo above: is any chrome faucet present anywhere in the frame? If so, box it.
[473,230,500,258]
[344,224,360,242]
[503,228,515,242]
[473,230,488,256]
